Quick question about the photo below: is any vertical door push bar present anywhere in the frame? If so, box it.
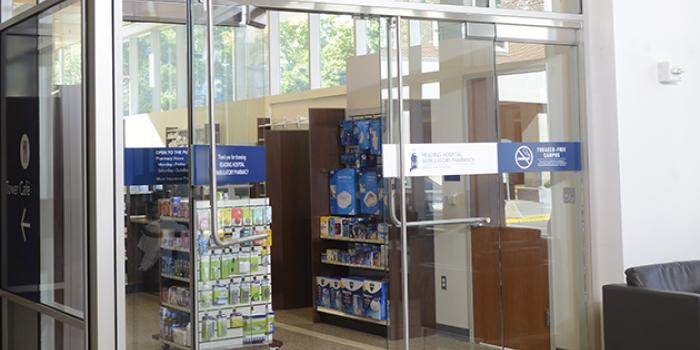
[205,0,267,247]
[386,20,490,230]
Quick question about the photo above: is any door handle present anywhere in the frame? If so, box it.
[404,217,491,227]
[204,0,268,248]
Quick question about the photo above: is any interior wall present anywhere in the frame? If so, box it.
[124,87,347,148]
[269,86,346,127]
[607,0,700,269]
[582,0,625,348]
[583,0,700,347]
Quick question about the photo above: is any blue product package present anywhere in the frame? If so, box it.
[329,168,358,215]
[363,280,388,320]
[341,278,365,316]
[354,120,371,151]
[329,279,343,310]
[317,277,330,307]
[369,119,382,155]
[340,120,355,146]
[359,170,383,215]
[341,152,377,169]
[340,153,358,167]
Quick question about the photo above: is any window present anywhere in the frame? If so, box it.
[123,42,130,116]
[159,27,177,111]
[367,19,381,54]
[214,26,234,103]
[137,33,153,113]
[279,12,309,94]
[320,14,354,88]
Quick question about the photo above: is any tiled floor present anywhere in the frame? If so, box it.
[126,292,490,350]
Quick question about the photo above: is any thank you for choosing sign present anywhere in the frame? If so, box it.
[124,145,266,186]
[2,97,41,301]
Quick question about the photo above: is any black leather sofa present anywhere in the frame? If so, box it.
[603,260,700,350]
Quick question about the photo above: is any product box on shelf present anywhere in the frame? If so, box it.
[329,168,358,215]
[363,280,388,320]
[341,277,365,316]
[340,120,355,146]
[353,119,371,151]
[340,152,377,169]
[329,278,343,311]
[359,170,383,215]
[316,276,331,308]
[369,119,382,155]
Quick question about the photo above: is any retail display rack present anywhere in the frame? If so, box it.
[158,198,275,349]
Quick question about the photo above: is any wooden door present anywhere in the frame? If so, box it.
[472,226,551,350]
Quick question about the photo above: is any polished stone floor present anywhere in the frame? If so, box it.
[126,292,489,350]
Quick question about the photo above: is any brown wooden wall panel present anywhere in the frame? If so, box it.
[266,130,312,310]
[308,108,345,320]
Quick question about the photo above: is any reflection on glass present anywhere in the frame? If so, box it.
[0,0,84,317]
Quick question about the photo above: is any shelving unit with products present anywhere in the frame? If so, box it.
[309,108,390,336]
[157,197,276,349]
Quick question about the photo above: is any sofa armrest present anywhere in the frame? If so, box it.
[603,284,700,350]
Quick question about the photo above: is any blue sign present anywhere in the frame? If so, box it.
[498,142,581,173]
[2,96,41,302]
[124,145,266,186]
[125,147,189,185]
[191,145,266,186]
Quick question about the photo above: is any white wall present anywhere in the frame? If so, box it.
[608,0,700,268]
[585,0,700,346]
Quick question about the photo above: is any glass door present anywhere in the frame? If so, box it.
[382,16,589,350]
[494,40,587,350]
[187,1,273,349]
[382,16,501,350]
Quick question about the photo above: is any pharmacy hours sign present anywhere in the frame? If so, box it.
[1,97,41,301]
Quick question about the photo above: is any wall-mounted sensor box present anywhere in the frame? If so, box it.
[658,61,684,84]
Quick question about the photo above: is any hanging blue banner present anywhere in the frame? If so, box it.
[498,142,581,173]
[124,145,266,186]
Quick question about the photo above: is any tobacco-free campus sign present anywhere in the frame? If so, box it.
[124,145,266,186]
[1,97,41,301]
[498,142,582,173]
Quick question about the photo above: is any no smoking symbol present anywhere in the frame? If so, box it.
[515,145,534,170]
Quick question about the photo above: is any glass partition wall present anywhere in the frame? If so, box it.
[120,2,587,350]
[0,0,86,349]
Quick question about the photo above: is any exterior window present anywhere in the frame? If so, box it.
[279,12,309,94]
[214,26,234,103]
[320,14,354,88]
[122,42,130,116]
[159,27,177,111]
[136,34,153,113]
